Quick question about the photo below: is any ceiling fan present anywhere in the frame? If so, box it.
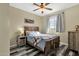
[33,3,52,14]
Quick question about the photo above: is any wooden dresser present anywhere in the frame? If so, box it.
[68,31,79,53]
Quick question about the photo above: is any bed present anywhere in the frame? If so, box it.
[24,26,60,55]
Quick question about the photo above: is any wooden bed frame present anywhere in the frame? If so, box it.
[24,26,60,55]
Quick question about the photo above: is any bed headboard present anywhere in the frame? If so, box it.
[24,26,39,35]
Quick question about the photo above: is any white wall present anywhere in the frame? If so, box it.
[0,4,9,56]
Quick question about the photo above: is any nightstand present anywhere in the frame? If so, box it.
[17,35,26,47]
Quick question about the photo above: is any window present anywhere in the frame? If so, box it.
[47,12,65,33]
[49,15,57,30]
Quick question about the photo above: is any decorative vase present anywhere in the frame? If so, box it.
[75,25,79,31]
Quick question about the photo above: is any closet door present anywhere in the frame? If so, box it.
[75,32,79,52]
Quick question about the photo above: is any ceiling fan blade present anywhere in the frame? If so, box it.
[33,8,39,11]
[45,7,52,10]
[33,3,39,7]
[45,3,50,6]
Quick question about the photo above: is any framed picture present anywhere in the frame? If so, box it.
[24,19,34,23]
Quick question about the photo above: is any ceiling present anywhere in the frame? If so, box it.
[10,3,78,16]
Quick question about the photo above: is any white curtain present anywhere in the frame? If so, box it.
[56,12,65,32]
[46,18,50,33]
[47,12,65,33]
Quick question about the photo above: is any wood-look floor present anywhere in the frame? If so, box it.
[10,44,79,56]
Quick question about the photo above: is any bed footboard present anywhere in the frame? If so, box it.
[44,36,60,55]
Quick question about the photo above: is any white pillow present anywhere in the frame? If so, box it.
[29,31,41,36]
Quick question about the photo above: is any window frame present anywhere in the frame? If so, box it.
[48,15,57,30]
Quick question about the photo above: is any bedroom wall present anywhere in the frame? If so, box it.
[0,3,9,55]
[42,4,79,44]
[9,6,43,45]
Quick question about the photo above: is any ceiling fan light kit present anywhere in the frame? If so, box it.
[33,3,52,14]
